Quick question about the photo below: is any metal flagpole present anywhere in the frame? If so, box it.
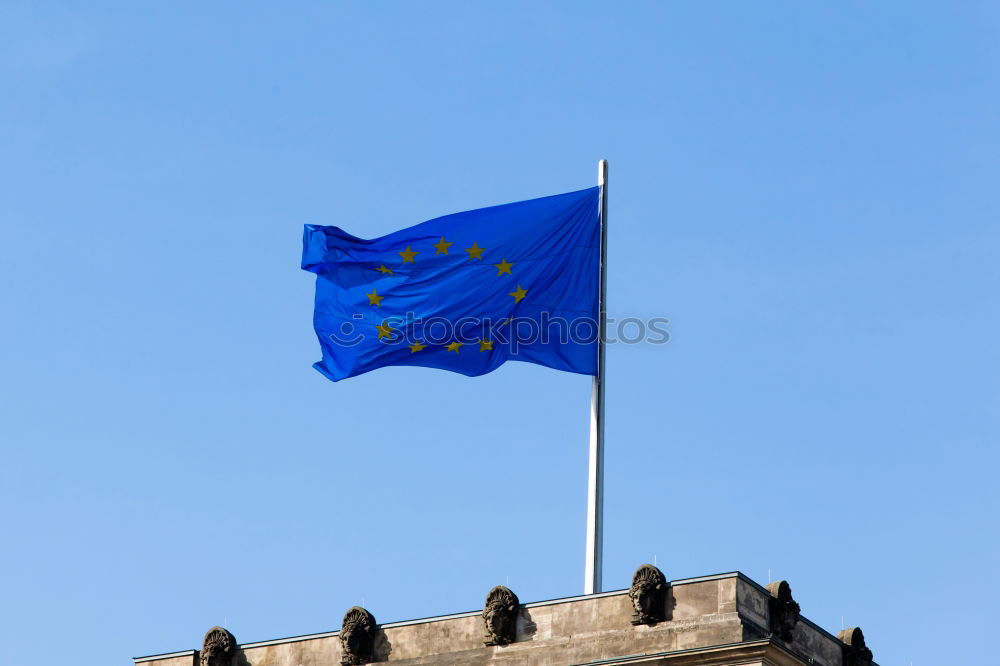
[585,160,608,594]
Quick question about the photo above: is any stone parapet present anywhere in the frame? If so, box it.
[134,570,876,666]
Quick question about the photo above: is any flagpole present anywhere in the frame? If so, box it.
[585,160,608,595]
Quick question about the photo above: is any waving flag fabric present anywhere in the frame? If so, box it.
[302,186,600,382]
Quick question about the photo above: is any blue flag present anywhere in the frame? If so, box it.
[302,186,600,382]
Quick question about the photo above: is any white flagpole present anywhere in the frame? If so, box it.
[585,160,608,594]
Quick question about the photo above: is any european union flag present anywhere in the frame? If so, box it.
[301,186,600,382]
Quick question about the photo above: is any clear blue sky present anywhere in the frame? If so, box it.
[2,3,997,665]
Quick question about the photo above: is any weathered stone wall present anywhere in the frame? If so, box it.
[135,571,877,666]
[137,652,194,666]
[735,578,844,666]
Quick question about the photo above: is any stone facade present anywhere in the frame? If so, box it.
[134,571,876,666]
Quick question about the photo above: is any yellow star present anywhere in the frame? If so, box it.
[445,341,463,353]
[479,339,493,352]
[509,284,528,304]
[376,321,395,340]
[367,288,383,307]
[398,245,419,263]
[376,264,394,275]
[433,237,453,255]
[409,341,427,353]
[464,242,485,260]
[494,258,514,275]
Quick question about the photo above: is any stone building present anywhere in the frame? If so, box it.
[135,567,876,666]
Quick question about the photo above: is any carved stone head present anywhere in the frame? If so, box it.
[838,627,874,666]
[200,627,237,666]
[482,585,520,646]
[340,606,377,666]
[765,580,800,642]
[628,564,668,625]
